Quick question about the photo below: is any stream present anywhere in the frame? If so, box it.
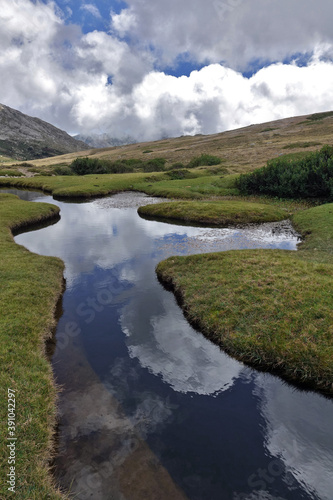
[4,189,333,500]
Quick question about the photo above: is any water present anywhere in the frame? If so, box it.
[4,189,333,500]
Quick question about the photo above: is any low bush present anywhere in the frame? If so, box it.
[187,154,222,168]
[70,157,103,175]
[237,145,333,200]
[70,157,166,175]
[53,165,73,176]
[165,169,195,180]
[306,111,333,121]
[142,158,166,172]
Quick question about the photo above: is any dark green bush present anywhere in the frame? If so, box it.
[105,161,134,173]
[165,169,195,180]
[306,111,333,121]
[121,158,144,168]
[53,165,73,176]
[70,157,135,175]
[70,156,168,175]
[70,157,103,175]
[237,145,333,200]
[187,154,222,168]
[142,158,166,172]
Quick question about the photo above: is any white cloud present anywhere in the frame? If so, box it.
[254,374,333,500]
[112,0,333,70]
[80,3,101,19]
[1,0,333,140]
[99,59,333,140]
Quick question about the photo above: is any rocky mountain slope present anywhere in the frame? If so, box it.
[0,104,88,160]
[74,133,136,149]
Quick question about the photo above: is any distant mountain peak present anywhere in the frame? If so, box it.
[74,133,137,149]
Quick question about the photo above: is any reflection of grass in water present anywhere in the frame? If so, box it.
[157,202,333,395]
[0,193,65,498]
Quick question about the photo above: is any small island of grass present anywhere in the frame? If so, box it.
[138,199,289,226]
[156,202,333,394]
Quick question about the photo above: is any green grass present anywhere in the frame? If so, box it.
[138,200,288,226]
[135,174,240,198]
[0,171,240,200]
[0,194,65,498]
[156,202,333,394]
[292,203,333,262]
[0,169,25,177]
[0,172,160,198]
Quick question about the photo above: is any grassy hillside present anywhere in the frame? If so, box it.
[3,111,333,176]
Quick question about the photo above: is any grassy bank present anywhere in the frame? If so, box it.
[0,171,240,200]
[0,172,155,199]
[292,203,333,263]
[138,200,288,226]
[156,202,333,394]
[0,194,65,498]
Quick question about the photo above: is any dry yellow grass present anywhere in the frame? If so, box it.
[15,112,333,174]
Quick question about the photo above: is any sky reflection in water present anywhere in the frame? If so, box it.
[10,190,333,500]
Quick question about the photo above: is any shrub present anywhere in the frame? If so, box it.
[306,111,333,121]
[70,157,103,175]
[237,145,333,200]
[104,161,134,173]
[53,165,73,176]
[142,158,166,172]
[187,154,222,168]
[165,169,195,180]
[70,157,135,175]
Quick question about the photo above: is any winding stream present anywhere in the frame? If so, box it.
[4,189,333,500]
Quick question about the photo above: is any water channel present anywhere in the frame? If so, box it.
[4,189,333,500]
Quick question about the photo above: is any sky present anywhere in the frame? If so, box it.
[1,0,333,141]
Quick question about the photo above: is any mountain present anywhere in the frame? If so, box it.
[0,104,89,160]
[74,133,137,149]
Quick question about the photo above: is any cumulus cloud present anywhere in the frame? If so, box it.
[112,0,333,70]
[94,59,333,140]
[1,0,333,140]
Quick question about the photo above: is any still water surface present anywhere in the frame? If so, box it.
[5,189,333,500]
